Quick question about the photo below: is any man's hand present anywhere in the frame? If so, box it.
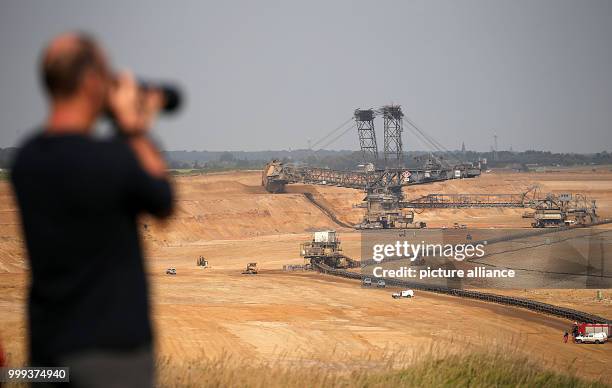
[107,72,163,134]
[107,71,168,178]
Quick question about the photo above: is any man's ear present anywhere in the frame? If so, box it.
[82,68,107,105]
[80,69,96,95]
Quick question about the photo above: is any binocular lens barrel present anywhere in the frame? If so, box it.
[139,81,182,113]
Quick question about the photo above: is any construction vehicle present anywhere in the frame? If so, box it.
[362,277,372,287]
[392,289,414,298]
[262,105,482,229]
[166,268,176,275]
[532,193,598,228]
[300,230,357,268]
[532,208,565,228]
[356,193,426,229]
[403,188,598,228]
[532,193,567,228]
[376,279,386,288]
[261,160,287,193]
[197,256,209,268]
[242,262,258,275]
[465,164,483,178]
[573,322,611,338]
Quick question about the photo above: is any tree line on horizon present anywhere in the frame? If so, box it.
[163,149,612,171]
[1,147,611,171]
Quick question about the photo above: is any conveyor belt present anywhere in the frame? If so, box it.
[312,261,611,325]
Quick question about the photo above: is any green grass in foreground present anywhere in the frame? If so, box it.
[157,351,609,388]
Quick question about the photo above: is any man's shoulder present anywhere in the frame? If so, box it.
[12,132,135,171]
[15,130,43,149]
[12,131,44,167]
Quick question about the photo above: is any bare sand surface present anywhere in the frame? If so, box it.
[1,168,611,382]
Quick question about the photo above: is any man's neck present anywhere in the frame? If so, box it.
[46,98,96,135]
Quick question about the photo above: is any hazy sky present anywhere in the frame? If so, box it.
[1,0,611,153]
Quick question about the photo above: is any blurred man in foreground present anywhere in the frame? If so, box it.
[10,32,174,387]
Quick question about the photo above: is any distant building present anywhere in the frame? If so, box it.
[461,142,466,153]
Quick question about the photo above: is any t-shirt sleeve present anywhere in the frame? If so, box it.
[118,140,174,218]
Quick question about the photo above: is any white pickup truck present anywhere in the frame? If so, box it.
[392,289,414,299]
[575,332,607,344]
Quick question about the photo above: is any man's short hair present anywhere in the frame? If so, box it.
[41,34,101,98]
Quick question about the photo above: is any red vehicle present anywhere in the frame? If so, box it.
[573,323,611,338]
[0,339,5,366]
